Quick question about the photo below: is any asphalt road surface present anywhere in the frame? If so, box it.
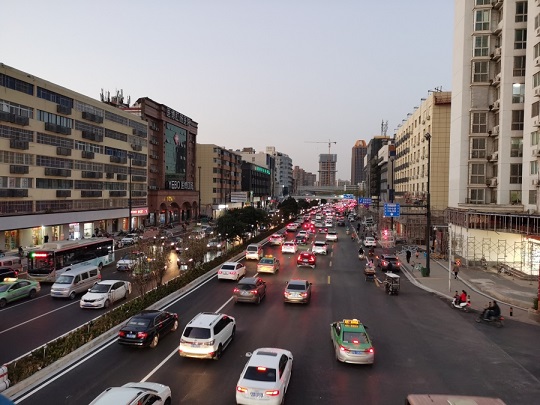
[8,227,540,404]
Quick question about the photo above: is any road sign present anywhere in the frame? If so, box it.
[383,203,401,217]
[343,194,355,200]
[358,197,372,206]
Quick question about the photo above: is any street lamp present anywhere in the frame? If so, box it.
[424,132,432,276]
[198,166,202,219]
[127,153,134,232]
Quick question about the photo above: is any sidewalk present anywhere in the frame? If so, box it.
[395,251,540,325]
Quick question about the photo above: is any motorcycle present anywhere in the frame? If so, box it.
[475,314,504,328]
[450,298,470,312]
[358,253,366,260]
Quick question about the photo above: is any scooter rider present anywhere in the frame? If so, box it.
[482,300,501,320]
[453,290,467,305]
[358,247,365,256]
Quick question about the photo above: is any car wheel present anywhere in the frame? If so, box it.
[231,326,236,340]
[171,319,179,332]
[214,344,223,360]
[28,289,37,299]
[150,334,159,348]
[103,299,110,308]
[0,299,6,308]
[69,291,76,300]
[164,398,171,405]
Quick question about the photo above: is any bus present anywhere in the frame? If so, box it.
[27,238,115,282]
[406,395,506,405]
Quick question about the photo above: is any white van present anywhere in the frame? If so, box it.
[0,256,23,271]
[50,265,101,300]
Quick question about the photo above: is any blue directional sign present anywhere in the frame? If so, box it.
[384,203,401,217]
[358,197,372,206]
[343,194,355,200]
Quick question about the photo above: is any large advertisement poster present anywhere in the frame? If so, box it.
[164,122,187,185]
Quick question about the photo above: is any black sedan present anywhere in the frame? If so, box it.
[117,310,179,348]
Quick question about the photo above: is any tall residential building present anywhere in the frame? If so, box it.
[449,0,540,274]
[394,92,451,242]
[351,140,367,185]
[292,166,316,192]
[196,144,242,217]
[0,64,148,249]
[318,154,337,186]
[266,146,292,197]
[122,97,198,225]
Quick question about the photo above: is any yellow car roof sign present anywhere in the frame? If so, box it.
[343,319,360,326]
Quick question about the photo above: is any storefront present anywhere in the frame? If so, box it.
[3,230,18,251]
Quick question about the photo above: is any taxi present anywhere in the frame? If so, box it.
[296,251,316,269]
[0,278,41,308]
[257,255,280,274]
[268,233,285,246]
[330,319,374,364]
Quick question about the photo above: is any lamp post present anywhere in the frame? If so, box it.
[128,153,133,232]
[424,132,432,276]
[198,166,202,219]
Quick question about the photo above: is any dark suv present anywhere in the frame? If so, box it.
[233,277,267,304]
[378,254,400,272]
[0,267,19,282]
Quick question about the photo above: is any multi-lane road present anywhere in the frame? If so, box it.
[4,227,540,404]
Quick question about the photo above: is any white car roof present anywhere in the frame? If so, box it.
[248,347,292,368]
[96,279,123,286]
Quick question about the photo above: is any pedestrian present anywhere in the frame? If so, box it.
[406,250,412,264]
[452,262,460,279]
[415,250,419,259]
[356,223,360,233]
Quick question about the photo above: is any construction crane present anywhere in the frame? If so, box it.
[305,139,338,187]
[305,139,337,155]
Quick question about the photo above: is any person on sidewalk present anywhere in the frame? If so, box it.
[452,262,460,279]
[406,250,412,264]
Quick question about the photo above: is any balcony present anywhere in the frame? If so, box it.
[81,150,95,159]
[56,190,71,198]
[81,130,103,142]
[10,140,29,150]
[56,105,72,115]
[10,165,29,174]
[44,168,71,177]
[81,171,103,179]
[56,147,72,156]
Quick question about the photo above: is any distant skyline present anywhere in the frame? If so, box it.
[0,0,454,178]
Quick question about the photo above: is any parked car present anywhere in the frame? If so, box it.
[118,310,179,348]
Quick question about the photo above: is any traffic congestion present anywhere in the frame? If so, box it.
[1,202,538,404]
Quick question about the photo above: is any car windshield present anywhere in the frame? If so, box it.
[314,242,325,246]
[342,331,369,344]
[221,264,235,270]
[183,327,211,339]
[126,317,151,329]
[259,258,273,264]
[247,246,258,252]
[244,366,277,382]
[287,284,306,291]
[89,284,111,293]
[237,284,256,290]
[55,275,74,284]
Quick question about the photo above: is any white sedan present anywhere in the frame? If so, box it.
[325,230,338,242]
[218,262,247,281]
[281,241,298,254]
[363,237,377,247]
[90,382,171,405]
[80,280,131,309]
[236,347,293,405]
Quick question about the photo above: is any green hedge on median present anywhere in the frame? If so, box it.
[7,233,270,385]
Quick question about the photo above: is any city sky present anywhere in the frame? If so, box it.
[1,0,454,180]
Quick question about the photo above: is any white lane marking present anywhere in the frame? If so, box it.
[141,295,234,383]
[14,337,118,404]
[0,301,78,335]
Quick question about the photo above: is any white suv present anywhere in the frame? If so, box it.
[179,312,236,360]
[245,244,263,260]
[312,241,328,255]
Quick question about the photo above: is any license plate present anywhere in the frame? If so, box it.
[250,392,264,398]
[241,291,250,296]
[127,333,136,338]
[191,343,199,347]
[351,350,363,355]
[303,259,308,262]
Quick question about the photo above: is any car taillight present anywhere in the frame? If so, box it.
[365,348,374,353]
[339,345,350,353]
[118,331,126,337]
[203,340,215,346]
[218,270,222,274]
[237,386,248,393]
[137,332,148,339]
[233,288,239,293]
[300,292,308,297]
[265,390,280,397]
[251,290,258,294]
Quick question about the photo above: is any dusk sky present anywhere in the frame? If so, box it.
[1,0,454,180]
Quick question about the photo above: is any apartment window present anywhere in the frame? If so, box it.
[514,29,527,49]
[470,189,485,204]
[471,112,488,133]
[471,138,486,159]
[513,56,526,77]
[512,83,525,103]
[530,160,538,175]
[510,190,522,204]
[475,0,491,4]
[510,163,522,183]
[0,74,34,95]
[473,35,490,57]
[536,14,540,29]
[515,1,527,23]
[470,163,485,184]
[472,61,489,82]
[37,87,73,108]
[510,138,523,157]
[0,99,34,118]
[474,10,491,31]
[534,73,540,89]
[511,110,524,130]
[532,131,539,146]
[529,190,537,205]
